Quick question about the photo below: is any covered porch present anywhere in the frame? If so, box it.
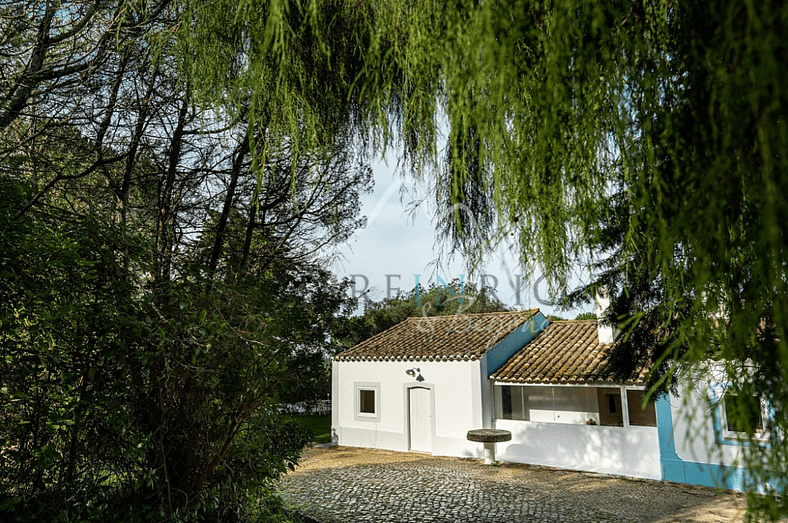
[492,382,660,479]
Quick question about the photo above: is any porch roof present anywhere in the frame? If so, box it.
[334,309,539,362]
[490,320,649,385]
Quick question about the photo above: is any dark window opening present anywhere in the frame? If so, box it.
[724,394,763,434]
[626,389,657,427]
[501,385,513,419]
[359,389,375,414]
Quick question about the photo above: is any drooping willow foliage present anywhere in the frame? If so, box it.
[179,0,788,516]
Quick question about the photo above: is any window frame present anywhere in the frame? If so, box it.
[625,389,658,427]
[709,382,770,446]
[720,392,768,442]
[495,384,655,427]
[354,382,381,422]
[497,384,529,421]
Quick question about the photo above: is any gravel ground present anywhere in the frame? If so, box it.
[280,446,747,523]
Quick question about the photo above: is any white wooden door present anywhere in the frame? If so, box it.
[408,387,432,452]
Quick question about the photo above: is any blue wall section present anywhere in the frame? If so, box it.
[486,312,549,376]
[656,397,751,491]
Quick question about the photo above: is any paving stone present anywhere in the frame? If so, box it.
[280,447,747,523]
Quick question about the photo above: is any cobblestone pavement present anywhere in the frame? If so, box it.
[280,446,747,523]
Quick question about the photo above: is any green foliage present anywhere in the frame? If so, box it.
[0,179,141,521]
[0,2,370,520]
[176,0,788,517]
[0,174,338,520]
[574,313,597,321]
[175,0,369,171]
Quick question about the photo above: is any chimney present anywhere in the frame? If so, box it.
[594,287,618,344]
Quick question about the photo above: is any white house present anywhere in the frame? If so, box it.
[332,309,772,491]
[331,310,547,459]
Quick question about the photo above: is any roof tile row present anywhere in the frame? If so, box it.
[334,310,539,362]
[490,320,648,385]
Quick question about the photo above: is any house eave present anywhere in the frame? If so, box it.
[490,378,648,388]
[334,354,479,363]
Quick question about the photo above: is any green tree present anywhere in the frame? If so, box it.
[178,0,788,517]
[0,2,372,520]
[0,178,145,521]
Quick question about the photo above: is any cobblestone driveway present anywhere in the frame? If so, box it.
[281,447,746,523]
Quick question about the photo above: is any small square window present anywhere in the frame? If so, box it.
[723,393,764,437]
[354,382,380,422]
[359,389,375,414]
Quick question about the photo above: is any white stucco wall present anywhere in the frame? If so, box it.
[332,359,488,458]
[495,419,661,479]
[669,380,747,467]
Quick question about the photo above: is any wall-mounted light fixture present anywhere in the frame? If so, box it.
[406,367,425,382]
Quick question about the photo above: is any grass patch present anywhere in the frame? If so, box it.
[285,414,331,444]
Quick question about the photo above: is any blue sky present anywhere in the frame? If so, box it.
[329,155,595,318]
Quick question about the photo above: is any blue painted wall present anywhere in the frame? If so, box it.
[657,396,754,491]
[485,312,549,376]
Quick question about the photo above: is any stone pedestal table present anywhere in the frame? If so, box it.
[466,429,512,465]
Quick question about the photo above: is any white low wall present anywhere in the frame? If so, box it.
[495,419,661,480]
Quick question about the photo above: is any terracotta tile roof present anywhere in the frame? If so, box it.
[334,310,540,362]
[490,320,648,385]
